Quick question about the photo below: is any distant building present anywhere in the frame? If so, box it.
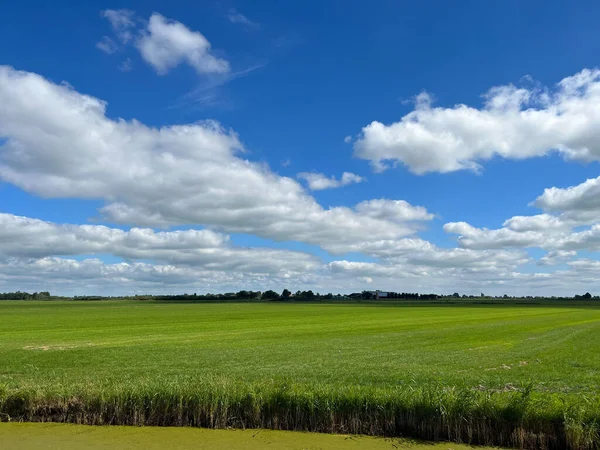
[368,290,389,299]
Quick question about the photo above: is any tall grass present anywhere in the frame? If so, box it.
[1,379,599,449]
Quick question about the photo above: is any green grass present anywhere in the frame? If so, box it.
[0,423,503,449]
[1,300,599,448]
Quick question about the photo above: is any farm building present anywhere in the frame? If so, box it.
[368,290,389,299]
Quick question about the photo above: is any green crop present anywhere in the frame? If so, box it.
[1,300,599,448]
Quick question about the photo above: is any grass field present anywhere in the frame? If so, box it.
[1,300,599,448]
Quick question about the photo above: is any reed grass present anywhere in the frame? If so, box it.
[2,379,599,448]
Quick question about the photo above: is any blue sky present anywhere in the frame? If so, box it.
[1,1,600,296]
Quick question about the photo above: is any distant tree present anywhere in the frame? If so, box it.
[583,292,592,299]
[262,290,279,300]
[324,293,333,300]
[453,292,460,298]
[281,289,292,299]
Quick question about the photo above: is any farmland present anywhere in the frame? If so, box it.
[1,300,599,448]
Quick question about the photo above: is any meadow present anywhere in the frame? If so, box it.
[0,300,599,448]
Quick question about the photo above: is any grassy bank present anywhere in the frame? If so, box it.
[1,301,599,448]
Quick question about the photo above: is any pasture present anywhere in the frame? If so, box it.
[1,300,599,448]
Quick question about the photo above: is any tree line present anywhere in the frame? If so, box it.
[0,290,598,301]
[0,291,51,300]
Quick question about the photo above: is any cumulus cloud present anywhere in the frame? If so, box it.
[0,66,431,254]
[445,176,600,253]
[533,176,600,222]
[326,246,533,295]
[502,214,573,232]
[0,257,306,295]
[0,214,320,276]
[355,199,434,222]
[538,251,576,266]
[443,222,546,249]
[3,65,600,297]
[353,69,600,174]
[137,13,230,75]
[297,172,364,190]
[98,10,230,76]
[0,249,590,297]
[0,211,591,297]
[446,218,600,252]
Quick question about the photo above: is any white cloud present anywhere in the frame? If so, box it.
[328,261,400,278]
[446,218,600,252]
[355,199,434,222]
[1,249,591,297]
[0,66,429,254]
[0,211,593,297]
[533,176,600,222]
[326,246,533,295]
[297,172,364,190]
[101,9,136,43]
[444,222,546,249]
[354,69,600,174]
[3,65,600,297]
[137,13,230,75]
[538,251,576,266]
[227,9,259,29]
[323,238,433,258]
[0,213,320,276]
[502,214,573,232]
[0,257,303,295]
[98,11,230,77]
[444,176,600,253]
[553,225,600,252]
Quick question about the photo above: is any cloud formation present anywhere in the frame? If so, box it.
[297,172,364,190]
[353,69,600,174]
[98,10,230,76]
[2,65,600,297]
[533,175,600,223]
[0,213,319,275]
[0,66,430,255]
[137,13,230,75]
[102,9,136,43]
[444,174,600,256]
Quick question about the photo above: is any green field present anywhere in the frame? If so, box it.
[1,301,599,448]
